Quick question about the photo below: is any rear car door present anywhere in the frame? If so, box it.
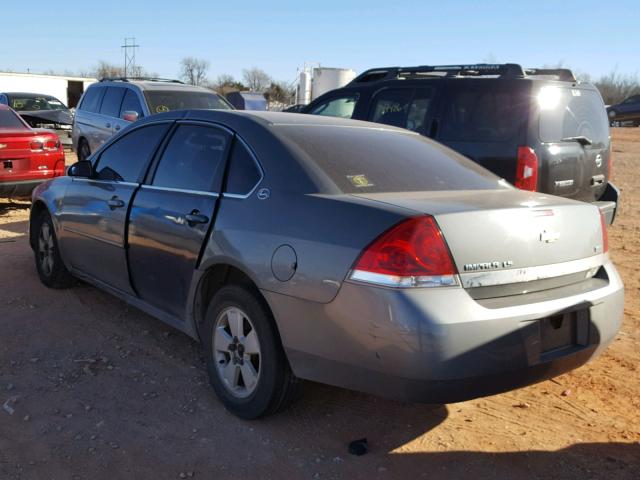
[367,86,439,135]
[93,86,126,148]
[59,122,171,293]
[73,86,106,153]
[433,81,530,183]
[127,122,231,318]
[537,86,610,202]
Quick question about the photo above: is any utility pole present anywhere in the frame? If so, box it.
[121,37,139,78]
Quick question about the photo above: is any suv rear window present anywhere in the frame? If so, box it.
[278,125,505,194]
[539,87,609,147]
[439,86,529,142]
[369,88,436,134]
[144,91,230,114]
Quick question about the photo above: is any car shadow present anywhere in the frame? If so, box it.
[0,219,28,238]
[0,198,30,214]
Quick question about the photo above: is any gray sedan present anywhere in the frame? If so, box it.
[29,110,624,419]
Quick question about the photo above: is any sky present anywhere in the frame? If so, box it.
[1,0,638,85]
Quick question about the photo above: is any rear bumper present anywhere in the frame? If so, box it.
[264,260,624,403]
[594,182,619,225]
[0,179,45,198]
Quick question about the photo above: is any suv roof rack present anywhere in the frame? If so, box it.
[349,63,577,84]
[98,77,184,84]
[524,68,577,82]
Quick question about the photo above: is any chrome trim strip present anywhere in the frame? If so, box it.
[349,270,460,288]
[459,254,604,288]
[71,178,139,187]
[140,184,219,197]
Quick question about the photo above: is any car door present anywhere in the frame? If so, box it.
[127,122,231,319]
[59,122,172,293]
[74,86,106,153]
[114,89,144,132]
[619,95,640,120]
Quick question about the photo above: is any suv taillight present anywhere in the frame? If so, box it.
[515,146,539,191]
[600,212,609,253]
[349,216,458,288]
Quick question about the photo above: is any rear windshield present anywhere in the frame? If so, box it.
[0,109,27,129]
[144,91,231,114]
[278,125,506,193]
[538,87,609,147]
[439,85,529,142]
[7,95,68,111]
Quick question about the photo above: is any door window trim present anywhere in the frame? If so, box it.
[223,135,264,200]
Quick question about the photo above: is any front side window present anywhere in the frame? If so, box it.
[99,87,126,117]
[369,88,435,133]
[308,95,358,118]
[94,123,170,182]
[120,90,144,119]
[152,124,230,192]
[225,139,262,195]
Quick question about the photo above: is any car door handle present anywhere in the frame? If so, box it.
[105,123,112,128]
[115,125,121,131]
[107,197,125,209]
[185,211,209,226]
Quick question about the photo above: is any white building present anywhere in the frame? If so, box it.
[0,72,97,108]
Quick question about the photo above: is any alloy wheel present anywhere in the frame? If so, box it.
[38,222,55,277]
[213,306,262,398]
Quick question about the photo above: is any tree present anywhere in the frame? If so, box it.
[594,70,640,106]
[180,57,209,86]
[242,67,271,92]
[210,74,246,95]
[92,61,155,80]
[264,81,295,104]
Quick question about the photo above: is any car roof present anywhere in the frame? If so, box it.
[2,92,59,98]
[95,80,215,93]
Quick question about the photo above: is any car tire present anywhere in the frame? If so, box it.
[33,211,74,288]
[202,284,299,419]
[77,139,91,162]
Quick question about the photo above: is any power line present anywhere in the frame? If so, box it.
[121,37,139,78]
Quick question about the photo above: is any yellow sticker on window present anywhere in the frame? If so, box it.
[155,105,170,113]
[347,174,374,188]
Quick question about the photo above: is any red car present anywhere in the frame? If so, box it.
[0,104,66,198]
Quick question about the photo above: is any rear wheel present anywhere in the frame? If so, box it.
[77,139,91,162]
[33,211,74,288]
[203,285,299,419]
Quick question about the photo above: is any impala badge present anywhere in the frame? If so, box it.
[540,230,560,243]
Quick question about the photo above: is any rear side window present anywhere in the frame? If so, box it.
[120,90,144,118]
[439,87,529,142]
[144,91,230,114]
[100,87,126,117]
[152,124,230,192]
[279,125,505,193]
[308,95,358,118]
[369,88,436,134]
[225,139,262,195]
[0,109,27,129]
[79,87,104,113]
[539,87,609,147]
[94,123,170,182]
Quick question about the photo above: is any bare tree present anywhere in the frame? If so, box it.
[180,57,209,86]
[595,70,640,105]
[264,81,295,104]
[210,74,246,95]
[91,61,156,80]
[242,67,271,92]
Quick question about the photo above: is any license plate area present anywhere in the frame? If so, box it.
[539,308,590,359]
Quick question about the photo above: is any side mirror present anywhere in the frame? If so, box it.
[122,110,139,122]
[67,160,93,178]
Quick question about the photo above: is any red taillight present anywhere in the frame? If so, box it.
[600,212,609,253]
[515,146,539,191]
[350,216,458,288]
[44,138,60,151]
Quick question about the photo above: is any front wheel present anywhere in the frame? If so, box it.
[203,285,299,419]
[33,211,74,288]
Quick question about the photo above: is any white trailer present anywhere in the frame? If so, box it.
[0,72,97,108]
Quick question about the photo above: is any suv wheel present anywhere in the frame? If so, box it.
[77,139,91,162]
[203,285,299,419]
[33,211,74,288]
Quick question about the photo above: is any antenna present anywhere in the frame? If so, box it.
[121,37,139,78]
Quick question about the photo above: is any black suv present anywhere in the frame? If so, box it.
[302,64,618,223]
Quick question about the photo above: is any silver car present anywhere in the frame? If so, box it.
[31,110,624,419]
[71,78,232,161]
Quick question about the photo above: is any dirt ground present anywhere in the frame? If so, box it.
[0,135,638,480]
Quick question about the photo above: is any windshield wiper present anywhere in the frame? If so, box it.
[561,135,593,146]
